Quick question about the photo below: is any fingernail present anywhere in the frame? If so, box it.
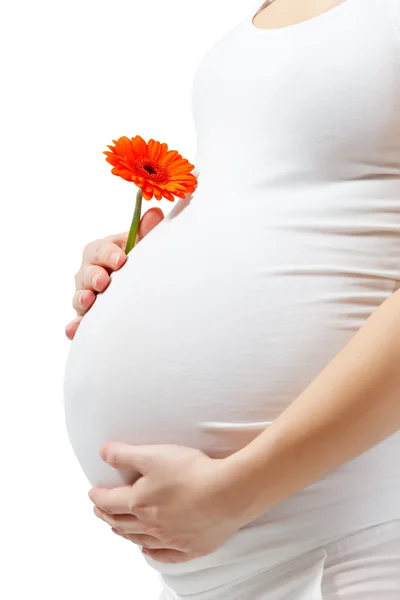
[100,443,110,461]
[110,252,121,267]
[92,273,100,288]
[79,291,86,305]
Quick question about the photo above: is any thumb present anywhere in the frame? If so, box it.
[100,442,163,473]
[137,207,164,241]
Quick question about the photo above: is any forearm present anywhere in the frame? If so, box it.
[228,288,400,523]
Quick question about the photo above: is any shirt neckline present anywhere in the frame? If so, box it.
[247,0,356,35]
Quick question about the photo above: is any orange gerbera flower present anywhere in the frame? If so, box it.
[104,135,198,254]
[104,135,198,201]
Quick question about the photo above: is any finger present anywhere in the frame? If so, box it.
[79,265,111,293]
[102,231,129,250]
[72,289,96,316]
[93,506,147,534]
[81,240,127,275]
[112,530,170,550]
[137,207,164,242]
[142,548,191,564]
[99,441,165,472]
[88,484,142,515]
[94,507,184,551]
[65,316,83,340]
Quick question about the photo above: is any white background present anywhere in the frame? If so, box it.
[0,1,258,598]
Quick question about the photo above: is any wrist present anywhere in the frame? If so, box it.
[217,448,268,525]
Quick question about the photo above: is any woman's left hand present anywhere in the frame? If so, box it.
[88,442,251,564]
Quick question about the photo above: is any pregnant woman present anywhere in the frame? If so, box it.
[63,0,400,598]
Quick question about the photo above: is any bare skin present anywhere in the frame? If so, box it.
[65,207,164,340]
[253,0,348,30]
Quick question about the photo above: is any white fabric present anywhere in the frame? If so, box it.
[63,0,400,597]
[159,520,400,599]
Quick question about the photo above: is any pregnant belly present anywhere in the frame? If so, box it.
[63,200,390,489]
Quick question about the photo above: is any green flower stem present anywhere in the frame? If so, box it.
[125,187,143,255]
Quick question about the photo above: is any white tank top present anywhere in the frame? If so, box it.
[64,0,400,595]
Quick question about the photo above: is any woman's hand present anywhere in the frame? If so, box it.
[65,207,165,340]
[88,442,252,564]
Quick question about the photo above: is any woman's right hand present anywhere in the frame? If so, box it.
[65,207,165,340]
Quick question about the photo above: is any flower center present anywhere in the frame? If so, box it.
[136,158,169,183]
[143,163,157,175]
